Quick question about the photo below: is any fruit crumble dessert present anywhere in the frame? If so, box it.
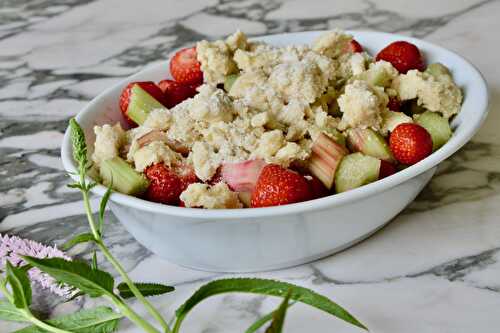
[90,30,462,209]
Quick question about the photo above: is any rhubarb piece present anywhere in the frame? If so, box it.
[137,130,189,155]
[425,63,451,79]
[238,192,252,207]
[127,85,167,125]
[307,133,349,190]
[357,66,393,87]
[224,74,239,92]
[221,159,266,192]
[414,111,452,150]
[100,157,149,196]
[346,128,394,162]
[335,153,381,193]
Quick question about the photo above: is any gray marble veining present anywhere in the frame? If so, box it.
[1,0,500,332]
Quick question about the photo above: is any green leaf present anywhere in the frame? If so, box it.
[6,261,32,309]
[264,290,292,333]
[67,183,82,189]
[245,302,295,333]
[22,257,114,298]
[91,251,98,270]
[69,118,89,169]
[99,184,113,236]
[173,278,366,333]
[13,306,122,333]
[60,233,95,251]
[117,282,174,299]
[0,299,28,322]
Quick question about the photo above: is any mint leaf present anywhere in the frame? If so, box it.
[6,261,32,309]
[0,299,28,322]
[22,257,114,298]
[264,290,291,333]
[173,278,366,332]
[61,233,95,251]
[245,302,295,333]
[13,306,122,333]
[117,282,174,299]
[98,184,113,236]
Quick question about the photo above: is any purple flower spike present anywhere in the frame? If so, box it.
[0,233,75,298]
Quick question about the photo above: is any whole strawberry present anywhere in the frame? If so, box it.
[144,163,183,205]
[389,123,433,165]
[158,79,197,108]
[376,41,425,74]
[251,164,312,208]
[170,47,203,86]
[119,81,166,126]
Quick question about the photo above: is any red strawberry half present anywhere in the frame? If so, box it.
[348,39,363,53]
[170,47,203,86]
[389,123,433,165]
[376,41,425,74]
[251,164,312,208]
[158,79,198,108]
[144,163,183,205]
[119,81,166,126]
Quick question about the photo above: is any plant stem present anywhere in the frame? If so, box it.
[106,294,161,333]
[97,240,171,333]
[82,190,100,239]
[78,175,171,332]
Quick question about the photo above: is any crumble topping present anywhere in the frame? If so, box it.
[392,69,462,118]
[180,182,242,209]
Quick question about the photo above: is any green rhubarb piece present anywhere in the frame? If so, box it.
[346,128,394,162]
[127,85,166,125]
[359,69,391,87]
[335,153,381,193]
[425,63,452,79]
[99,157,149,196]
[224,74,239,92]
[414,111,452,150]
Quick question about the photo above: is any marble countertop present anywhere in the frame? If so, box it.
[1,0,500,332]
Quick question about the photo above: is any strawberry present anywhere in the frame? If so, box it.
[375,41,425,74]
[349,39,363,53]
[158,79,198,108]
[119,81,166,126]
[251,164,311,208]
[387,97,401,112]
[169,47,203,85]
[307,176,330,200]
[144,163,183,205]
[389,123,433,165]
[379,160,397,179]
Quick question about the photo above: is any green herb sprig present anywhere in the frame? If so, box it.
[0,118,367,333]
